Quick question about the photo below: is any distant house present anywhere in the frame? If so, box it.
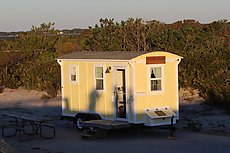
[57,51,182,130]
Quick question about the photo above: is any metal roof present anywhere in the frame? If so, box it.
[58,51,146,60]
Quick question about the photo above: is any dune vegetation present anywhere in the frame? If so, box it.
[0,19,229,109]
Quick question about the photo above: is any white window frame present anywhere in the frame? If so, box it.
[148,64,164,94]
[94,65,105,92]
[69,64,78,84]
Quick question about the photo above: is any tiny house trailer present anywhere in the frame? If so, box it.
[57,51,182,131]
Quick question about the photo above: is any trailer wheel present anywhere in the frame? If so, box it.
[74,114,101,131]
[74,115,85,131]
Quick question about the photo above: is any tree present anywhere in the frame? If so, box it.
[81,18,123,51]
[0,22,61,96]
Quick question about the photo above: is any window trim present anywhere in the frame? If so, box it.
[148,64,164,94]
[69,64,78,84]
[94,65,105,92]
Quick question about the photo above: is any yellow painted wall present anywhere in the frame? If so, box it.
[62,62,79,115]
[164,62,178,112]
[61,61,131,120]
[132,51,181,61]
[135,63,148,93]
[132,52,181,122]
[104,65,114,119]
[78,63,88,112]
[127,64,134,122]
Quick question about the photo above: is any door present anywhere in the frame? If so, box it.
[114,68,127,119]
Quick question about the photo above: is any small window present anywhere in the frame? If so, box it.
[150,67,163,91]
[70,65,78,83]
[95,66,104,90]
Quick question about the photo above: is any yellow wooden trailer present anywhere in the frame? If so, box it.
[57,51,182,131]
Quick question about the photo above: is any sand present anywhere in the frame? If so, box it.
[0,88,230,153]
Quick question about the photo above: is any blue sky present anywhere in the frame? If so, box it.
[0,0,229,31]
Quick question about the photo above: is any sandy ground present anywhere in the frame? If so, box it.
[0,88,230,153]
[179,99,230,135]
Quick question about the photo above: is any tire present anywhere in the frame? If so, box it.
[74,114,101,131]
[74,115,84,131]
